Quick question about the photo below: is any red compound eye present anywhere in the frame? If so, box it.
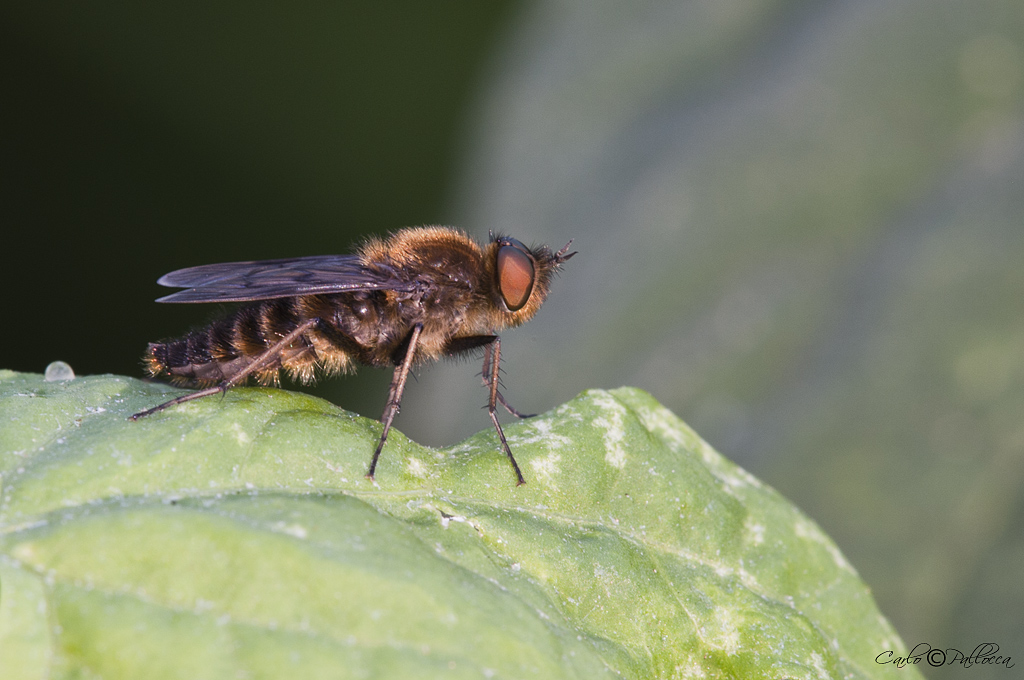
[496,243,535,311]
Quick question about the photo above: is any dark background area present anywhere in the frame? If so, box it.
[1,2,517,419]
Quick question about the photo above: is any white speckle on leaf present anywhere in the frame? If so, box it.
[553,402,584,420]
[698,441,719,468]
[407,457,429,478]
[231,423,252,446]
[809,651,829,679]
[530,452,561,484]
[700,608,740,654]
[745,519,765,546]
[628,399,725,473]
[826,543,855,574]
[508,417,573,450]
[737,568,761,592]
[716,465,763,494]
[633,402,690,451]
[592,563,621,598]
[794,518,821,543]
[271,522,308,539]
[795,518,856,574]
[674,659,707,678]
[590,392,628,469]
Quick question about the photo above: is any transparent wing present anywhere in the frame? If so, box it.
[154,254,416,303]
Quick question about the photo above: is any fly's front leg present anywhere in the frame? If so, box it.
[131,318,318,420]
[481,339,535,419]
[442,334,530,485]
[483,336,526,485]
[366,323,423,481]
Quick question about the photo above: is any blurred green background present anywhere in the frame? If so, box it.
[3,2,1023,677]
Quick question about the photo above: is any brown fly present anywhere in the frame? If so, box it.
[131,226,575,484]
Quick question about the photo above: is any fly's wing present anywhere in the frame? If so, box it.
[154,255,416,303]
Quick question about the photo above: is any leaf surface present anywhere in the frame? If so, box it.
[0,371,919,679]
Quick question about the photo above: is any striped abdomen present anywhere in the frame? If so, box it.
[144,297,349,388]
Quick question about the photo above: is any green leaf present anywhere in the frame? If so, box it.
[0,371,919,679]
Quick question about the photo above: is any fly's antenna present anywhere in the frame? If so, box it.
[554,240,577,264]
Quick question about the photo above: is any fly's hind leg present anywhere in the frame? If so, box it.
[131,318,318,421]
[130,384,229,420]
